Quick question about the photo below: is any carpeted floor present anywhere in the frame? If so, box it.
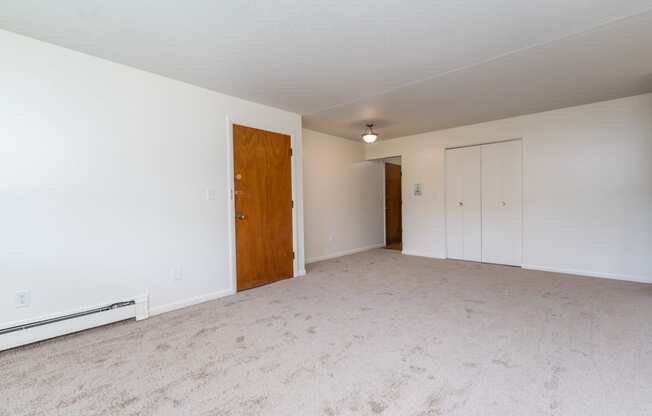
[1,249,651,416]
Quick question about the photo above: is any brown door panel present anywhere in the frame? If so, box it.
[233,124,293,290]
[385,163,402,247]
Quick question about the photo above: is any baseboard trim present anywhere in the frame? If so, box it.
[402,251,446,260]
[306,243,385,264]
[522,264,651,284]
[149,288,236,317]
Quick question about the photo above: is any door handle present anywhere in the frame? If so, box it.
[235,213,247,220]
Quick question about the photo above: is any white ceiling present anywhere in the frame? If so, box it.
[2,1,652,140]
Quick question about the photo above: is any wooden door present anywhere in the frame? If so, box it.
[233,124,293,290]
[445,146,482,261]
[481,140,522,266]
[385,163,402,249]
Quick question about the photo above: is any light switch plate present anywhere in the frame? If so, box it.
[171,266,184,281]
[205,188,219,201]
[414,183,423,196]
[15,290,30,308]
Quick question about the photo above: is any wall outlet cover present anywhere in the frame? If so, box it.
[15,290,31,308]
[172,266,184,281]
[205,188,219,201]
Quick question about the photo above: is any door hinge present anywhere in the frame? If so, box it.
[292,251,295,259]
[289,147,293,157]
[291,200,294,208]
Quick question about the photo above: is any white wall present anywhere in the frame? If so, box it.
[365,94,652,283]
[303,129,384,263]
[0,30,304,327]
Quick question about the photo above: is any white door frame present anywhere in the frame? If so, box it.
[225,117,301,293]
[374,156,402,250]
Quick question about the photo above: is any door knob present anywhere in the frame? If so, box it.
[235,213,247,220]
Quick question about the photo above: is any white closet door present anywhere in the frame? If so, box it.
[481,140,522,266]
[446,146,482,261]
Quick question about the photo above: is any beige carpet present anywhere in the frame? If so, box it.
[1,250,651,416]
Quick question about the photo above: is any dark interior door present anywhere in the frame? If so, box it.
[233,124,293,290]
[385,163,402,250]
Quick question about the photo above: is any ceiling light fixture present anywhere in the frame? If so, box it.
[361,124,379,143]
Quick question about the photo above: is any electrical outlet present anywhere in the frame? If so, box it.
[172,266,184,281]
[15,290,30,308]
[205,187,218,201]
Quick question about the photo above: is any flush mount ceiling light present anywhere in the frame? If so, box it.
[361,123,379,143]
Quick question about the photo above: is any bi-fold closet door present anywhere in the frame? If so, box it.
[445,146,482,262]
[445,140,522,266]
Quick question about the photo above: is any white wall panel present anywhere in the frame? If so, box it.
[303,129,384,263]
[0,30,303,328]
[365,94,652,283]
[482,140,523,266]
[446,147,482,261]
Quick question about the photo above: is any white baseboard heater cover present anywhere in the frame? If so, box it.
[0,295,148,351]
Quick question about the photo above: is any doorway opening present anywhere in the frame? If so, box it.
[383,157,402,251]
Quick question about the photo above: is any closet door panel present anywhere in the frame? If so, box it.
[481,140,522,266]
[462,147,482,261]
[445,149,464,260]
[446,147,482,261]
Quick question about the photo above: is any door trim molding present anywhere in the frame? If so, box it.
[372,155,402,251]
[382,163,386,246]
[225,117,301,293]
[444,137,521,150]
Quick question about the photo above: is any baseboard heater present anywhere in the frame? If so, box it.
[0,295,148,351]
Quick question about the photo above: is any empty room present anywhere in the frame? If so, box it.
[2,2,652,415]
